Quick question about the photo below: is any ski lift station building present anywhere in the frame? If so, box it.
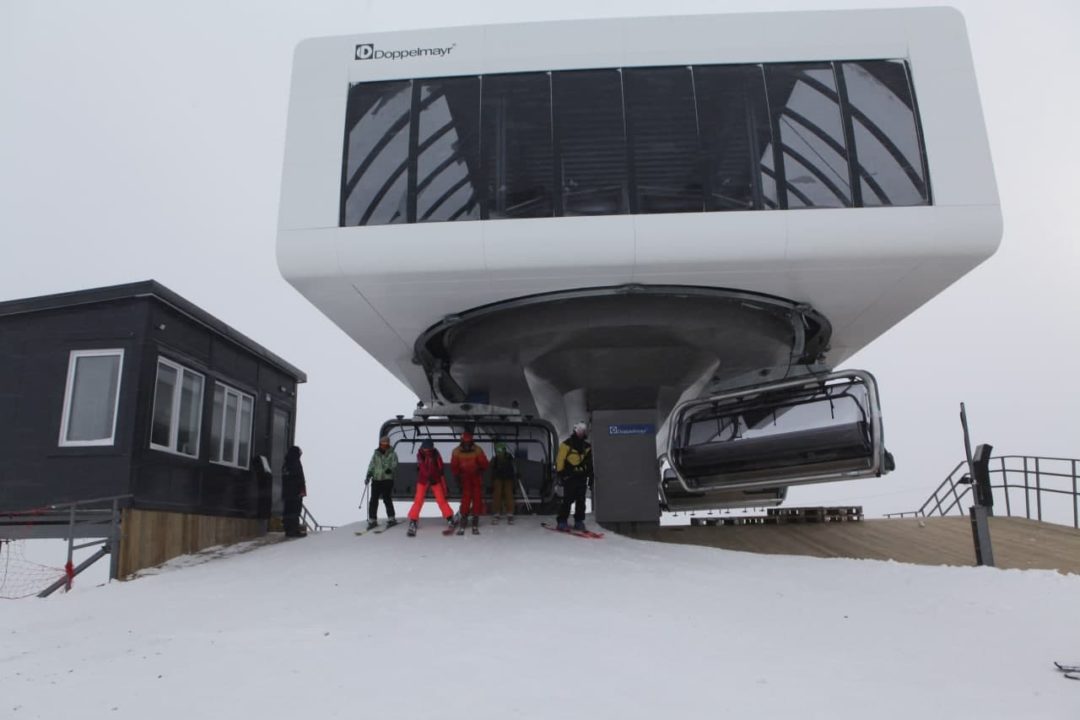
[277,7,1000,526]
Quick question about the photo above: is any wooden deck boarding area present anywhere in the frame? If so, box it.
[627,516,1080,574]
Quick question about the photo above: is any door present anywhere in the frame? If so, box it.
[270,407,291,516]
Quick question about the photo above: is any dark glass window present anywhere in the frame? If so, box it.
[342,80,412,225]
[841,61,930,206]
[553,70,629,216]
[624,67,702,213]
[481,73,554,219]
[766,64,852,208]
[693,65,774,211]
[416,77,482,222]
[339,59,929,225]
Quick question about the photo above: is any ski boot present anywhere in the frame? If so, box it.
[472,515,480,535]
[366,518,378,531]
[492,514,500,526]
[456,514,467,535]
[386,517,398,528]
[573,520,587,532]
[556,520,570,532]
[507,515,515,525]
[407,520,417,537]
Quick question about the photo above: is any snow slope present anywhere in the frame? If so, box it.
[3,520,1079,719]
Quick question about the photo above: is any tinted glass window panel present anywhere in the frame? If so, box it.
[766,64,852,208]
[842,61,929,206]
[67,354,121,442]
[177,371,203,457]
[481,73,554,219]
[151,362,176,447]
[210,384,224,462]
[223,392,238,462]
[693,65,774,211]
[624,67,702,213]
[553,70,628,216]
[238,396,254,469]
[342,80,412,226]
[416,77,481,222]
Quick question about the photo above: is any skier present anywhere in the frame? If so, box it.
[364,436,398,530]
[555,421,593,532]
[451,431,489,534]
[406,439,456,536]
[281,446,307,538]
[489,442,517,525]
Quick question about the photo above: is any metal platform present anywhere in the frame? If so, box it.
[689,506,864,526]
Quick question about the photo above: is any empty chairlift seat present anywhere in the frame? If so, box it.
[673,421,873,477]
[663,371,890,492]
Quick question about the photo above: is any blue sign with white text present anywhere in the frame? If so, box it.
[608,424,656,436]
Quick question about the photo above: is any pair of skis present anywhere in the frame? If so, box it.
[353,521,401,536]
[1054,662,1080,680]
[541,522,604,539]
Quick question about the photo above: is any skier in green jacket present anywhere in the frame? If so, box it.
[365,436,399,530]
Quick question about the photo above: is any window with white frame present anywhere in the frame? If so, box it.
[150,357,205,458]
[59,349,124,447]
[210,382,254,469]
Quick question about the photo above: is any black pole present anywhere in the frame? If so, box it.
[961,403,994,567]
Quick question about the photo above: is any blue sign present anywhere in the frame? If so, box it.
[607,424,656,436]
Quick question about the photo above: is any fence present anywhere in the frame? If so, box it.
[886,455,1079,528]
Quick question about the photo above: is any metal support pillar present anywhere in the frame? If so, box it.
[961,403,994,566]
[590,409,661,530]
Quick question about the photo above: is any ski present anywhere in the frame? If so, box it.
[541,522,604,539]
[373,521,401,534]
[1054,662,1080,673]
[1065,674,1080,681]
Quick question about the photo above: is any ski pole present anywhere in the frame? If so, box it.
[516,476,533,513]
[358,483,370,517]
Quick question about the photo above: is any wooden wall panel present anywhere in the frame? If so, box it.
[118,508,263,578]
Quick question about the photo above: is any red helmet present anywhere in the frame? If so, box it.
[461,431,474,443]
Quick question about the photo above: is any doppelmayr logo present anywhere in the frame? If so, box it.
[355,42,456,61]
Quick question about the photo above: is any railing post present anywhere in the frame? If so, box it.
[1073,459,1078,530]
[1023,457,1031,520]
[109,498,121,581]
[1001,456,1011,517]
[1035,457,1043,522]
[65,505,76,592]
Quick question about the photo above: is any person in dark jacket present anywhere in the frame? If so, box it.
[405,440,456,536]
[365,436,399,530]
[282,445,307,538]
[555,421,592,532]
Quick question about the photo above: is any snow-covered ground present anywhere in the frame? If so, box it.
[3,519,1079,719]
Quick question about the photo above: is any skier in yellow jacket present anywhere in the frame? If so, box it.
[555,421,593,532]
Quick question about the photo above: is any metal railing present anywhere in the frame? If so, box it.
[1,494,132,596]
[300,504,335,533]
[887,455,1080,528]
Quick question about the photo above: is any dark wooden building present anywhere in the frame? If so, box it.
[0,281,306,575]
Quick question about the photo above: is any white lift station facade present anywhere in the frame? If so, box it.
[277,8,1001,527]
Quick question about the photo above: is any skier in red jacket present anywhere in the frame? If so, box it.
[451,431,489,534]
[406,440,455,537]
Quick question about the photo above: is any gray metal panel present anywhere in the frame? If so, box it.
[591,409,660,524]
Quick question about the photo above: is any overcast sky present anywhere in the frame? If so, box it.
[3,0,1078,525]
